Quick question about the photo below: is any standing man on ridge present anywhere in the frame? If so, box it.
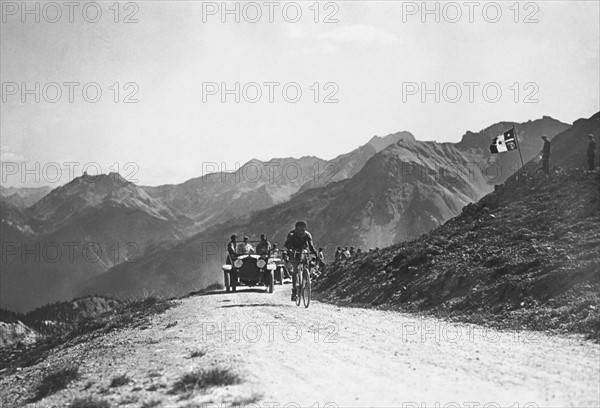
[335,247,342,261]
[587,134,596,171]
[541,135,551,176]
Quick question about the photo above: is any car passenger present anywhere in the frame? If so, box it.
[256,234,271,255]
[226,234,237,266]
[237,236,255,254]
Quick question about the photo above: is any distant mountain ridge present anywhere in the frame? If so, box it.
[26,172,176,230]
[143,131,415,233]
[0,186,52,209]
[367,132,416,151]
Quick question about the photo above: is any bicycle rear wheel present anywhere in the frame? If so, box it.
[302,268,311,308]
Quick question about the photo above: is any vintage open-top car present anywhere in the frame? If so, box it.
[222,241,277,293]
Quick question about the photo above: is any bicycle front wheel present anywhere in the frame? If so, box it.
[296,268,303,307]
[302,268,311,308]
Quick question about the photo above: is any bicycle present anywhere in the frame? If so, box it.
[290,249,313,308]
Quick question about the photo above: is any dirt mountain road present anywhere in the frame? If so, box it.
[4,285,600,407]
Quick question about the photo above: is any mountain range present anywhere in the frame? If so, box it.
[0,131,415,311]
[77,115,583,304]
[4,113,597,312]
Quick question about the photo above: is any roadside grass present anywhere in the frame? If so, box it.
[70,396,111,408]
[203,283,224,292]
[230,391,263,406]
[1,295,177,371]
[186,282,225,298]
[29,365,79,402]
[169,367,241,395]
[109,374,131,388]
[121,395,139,405]
[189,349,206,358]
[141,399,163,408]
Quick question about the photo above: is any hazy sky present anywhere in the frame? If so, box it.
[1,1,599,187]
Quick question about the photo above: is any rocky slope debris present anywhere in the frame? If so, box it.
[315,169,600,339]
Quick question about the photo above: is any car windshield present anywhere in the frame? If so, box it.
[233,241,281,256]
[236,242,256,255]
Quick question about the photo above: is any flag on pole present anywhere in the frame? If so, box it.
[490,128,518,154]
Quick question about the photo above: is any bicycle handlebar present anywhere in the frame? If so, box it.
[287,249,315,261]
[288,249,315,256]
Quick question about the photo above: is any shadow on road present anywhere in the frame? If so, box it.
[187,288,286,297]
[221,303,294,309]
[185,290,226,298]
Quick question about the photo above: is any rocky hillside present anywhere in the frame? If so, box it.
[315,169,600,339]
[0,296,122,348]
[13,296,122,328]
[0,321,39,348]
[0,200,39,236]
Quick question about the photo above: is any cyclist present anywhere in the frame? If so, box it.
[284,220,317,302]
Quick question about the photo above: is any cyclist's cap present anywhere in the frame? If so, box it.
[589,134,595,139]
[243,236,249,241]
[230,234,237,240]
[260,234,266,239]
[541,135,548,139]
[295,220,307,227]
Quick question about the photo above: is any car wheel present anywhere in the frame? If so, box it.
[275,267,282,284]
[268,271,275,293]
[224,271,231,293]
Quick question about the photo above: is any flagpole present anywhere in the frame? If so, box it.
[513,124,525,170]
